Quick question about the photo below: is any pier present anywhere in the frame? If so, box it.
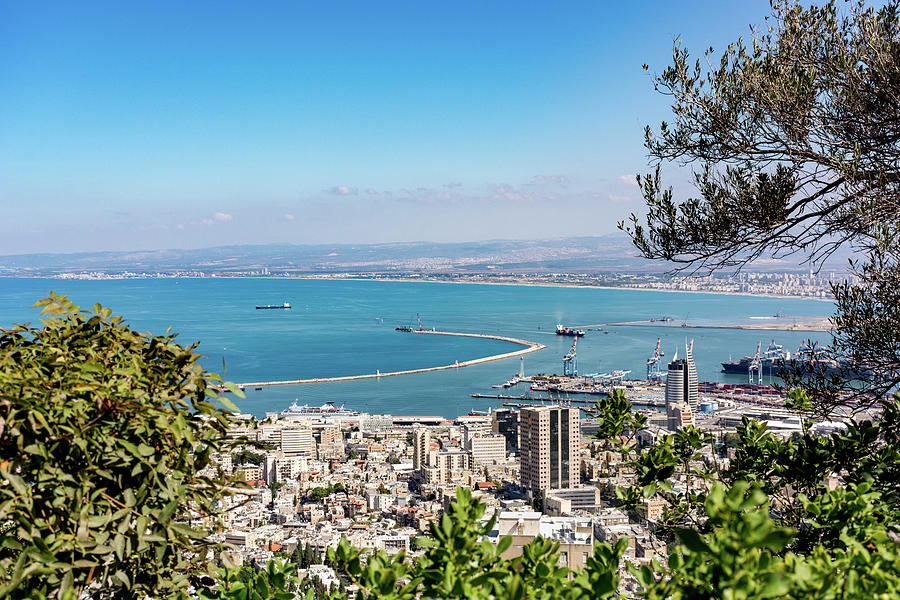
[234,330,546,388]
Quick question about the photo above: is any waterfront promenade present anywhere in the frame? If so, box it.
[236,329,546,388]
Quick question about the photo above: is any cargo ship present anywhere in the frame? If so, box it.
[721,340,857,377]
[556,324,585,337]
[721,340,790,375]
[256,302,291,309]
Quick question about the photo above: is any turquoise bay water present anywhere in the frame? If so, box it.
[0,278,834,418]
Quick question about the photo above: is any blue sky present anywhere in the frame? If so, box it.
[0,1,773,254]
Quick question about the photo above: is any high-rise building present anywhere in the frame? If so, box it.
[666,340,698,431]
[492,408,519,455]
[412,426,431,471]
[519,406,580,494]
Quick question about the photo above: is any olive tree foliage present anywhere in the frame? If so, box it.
[0,294,248,599]
[595,390,900,599]
[326,486,628,600]
[619,0,900,413]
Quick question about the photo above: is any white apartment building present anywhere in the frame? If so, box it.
[412,427,431,471]
[468,434,507,466]
[281,427,315,456]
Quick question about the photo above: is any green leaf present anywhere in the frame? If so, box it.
[675,528,711,554]
[223,381,246,399]
[757,529,794,552]
[218,394,241,413]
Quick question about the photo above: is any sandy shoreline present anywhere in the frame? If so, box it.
[604,320,833,333]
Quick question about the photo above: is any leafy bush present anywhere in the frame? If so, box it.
[0,294,246,599]
[328,486,628,600]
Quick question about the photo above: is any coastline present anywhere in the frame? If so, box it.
[10,273,835,302]
[292,275,836,303]
[602,320,833,333]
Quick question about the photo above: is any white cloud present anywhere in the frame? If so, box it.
[283,213,295,220]
[607,194,633,203]
[618,174,639,186]
[201,218,214,226]
[488,183,525,202]
[176,224,185,230]
[532,174,569,186]
[396,187,454,205]
[365,188,378,195]
[213,211,233,222]
[328,185,358,196]
[488,182,561,203]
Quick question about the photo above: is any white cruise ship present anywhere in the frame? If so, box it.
[280,400,359,420]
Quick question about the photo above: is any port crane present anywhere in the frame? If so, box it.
[646,337,666,383]
[748,341,762,384]
[562,337,578,376]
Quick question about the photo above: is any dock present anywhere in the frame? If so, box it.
[469,394,666,409]
[233,329,546,388]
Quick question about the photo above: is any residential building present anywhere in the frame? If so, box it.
[544,486,603,514]
[468,434,507,466]
[488,513,595,571]
[316,425,342,445]
[412,427,431,471]
[422,449,471,484]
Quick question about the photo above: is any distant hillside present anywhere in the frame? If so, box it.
[0,233,849,276]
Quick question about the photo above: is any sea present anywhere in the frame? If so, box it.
[0,278,835,419]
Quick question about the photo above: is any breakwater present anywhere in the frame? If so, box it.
[235,330,545,388]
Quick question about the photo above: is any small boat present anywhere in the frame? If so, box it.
[256,302,291,310]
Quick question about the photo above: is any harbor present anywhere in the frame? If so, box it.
[470,393,667,409]
[473,375,791,412]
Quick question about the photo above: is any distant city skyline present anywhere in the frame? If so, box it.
[1,1,772,254]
